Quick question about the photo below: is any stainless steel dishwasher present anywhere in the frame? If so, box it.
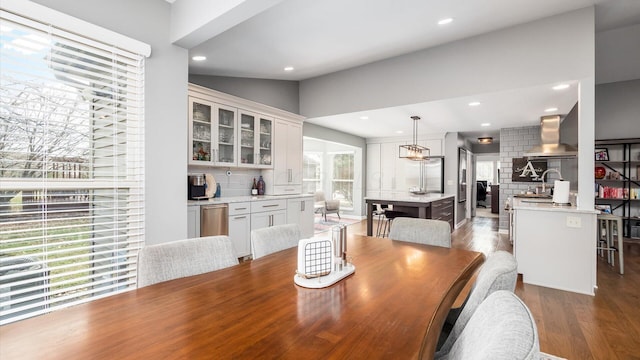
[201,204,229,236]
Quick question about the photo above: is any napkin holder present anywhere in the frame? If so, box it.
[294,225,355,289]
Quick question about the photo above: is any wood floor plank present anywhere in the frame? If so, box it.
[346,215,640,359]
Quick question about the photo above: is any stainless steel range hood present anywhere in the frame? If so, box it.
[524,115,577,158]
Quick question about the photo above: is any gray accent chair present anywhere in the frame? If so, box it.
[434,291,540,360]
[387,217,451,248]
[251,223,301,259]
[438,250,518,352]
[314,191,340,221]
[137,236,239,288]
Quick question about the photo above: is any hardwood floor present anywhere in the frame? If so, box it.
[346,216,640,360]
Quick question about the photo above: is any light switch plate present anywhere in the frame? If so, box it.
[566,216,581,228]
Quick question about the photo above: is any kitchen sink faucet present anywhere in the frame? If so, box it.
[537,168,563,194]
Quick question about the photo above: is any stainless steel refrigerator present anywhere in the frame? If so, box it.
[405,156,445,193]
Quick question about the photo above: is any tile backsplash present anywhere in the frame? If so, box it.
[188,167,262,197]
[499,126,562,231]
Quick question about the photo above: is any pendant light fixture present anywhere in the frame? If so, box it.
[399,116,430,161]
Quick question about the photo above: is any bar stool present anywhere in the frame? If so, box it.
[596,214,624,275]
[372,204,389,237]
[378,210,406,238]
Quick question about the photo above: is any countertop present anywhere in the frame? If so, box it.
[365,193,455,203]
[512,201,598,214]
[187,193,313,206]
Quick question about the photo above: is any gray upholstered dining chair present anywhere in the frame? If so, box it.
[250,223,301,259]
[314,191,340,221]
[137,235,239,288]
[437,250,518,352]
[387,217,451,248]
[434,291,540,360]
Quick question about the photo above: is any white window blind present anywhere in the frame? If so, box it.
[0,9,145,325]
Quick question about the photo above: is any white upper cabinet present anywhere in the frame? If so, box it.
[188,84,304,171]
[189,97,238,166]
[215,103,238,166]
[238,110,274,169]
[263,119,303,195]
[189,97,214,165]
[366,143,381,193]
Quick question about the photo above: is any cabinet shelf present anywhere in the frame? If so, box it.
[595,179,627,183]
[595,138,640,239]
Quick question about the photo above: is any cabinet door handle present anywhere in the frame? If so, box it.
[301,201,305,211]
[234,207,247,211]
[288,169,292,183]
[234,216,247,220]
[269,214,273,227]
[263,204,279,208]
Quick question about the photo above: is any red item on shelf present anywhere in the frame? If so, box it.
[595,166,606,179]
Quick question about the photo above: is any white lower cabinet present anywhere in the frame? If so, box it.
[228,202,251,258]
[187,205,200,238]
[250,210,287,230]
[190,197,310,259]
[287,196,314,239]
[250,199,288,257]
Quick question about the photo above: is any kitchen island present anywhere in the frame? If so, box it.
[512,201,598,295]
[365,194,455,236]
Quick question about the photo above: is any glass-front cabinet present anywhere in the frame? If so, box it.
[238,110,273,169]
[189,96,237,166]
[190,97,213,164]
[216,104,237,165]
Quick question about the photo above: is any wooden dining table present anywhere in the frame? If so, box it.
[0,234,484,360]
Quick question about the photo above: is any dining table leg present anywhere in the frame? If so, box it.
[366,201,374,236]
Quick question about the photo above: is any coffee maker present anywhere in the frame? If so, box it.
[188,174,207,200]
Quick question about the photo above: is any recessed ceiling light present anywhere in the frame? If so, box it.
[284,66,294,71]
[438,18,453,25]
[468,101,481,107]
[481,123,491,127]
[478,137,493,144]
[545,107,558,112]
[192,55,206,61]
[360,116,369,120]
[552,84,570,90]
[396,130,404,134]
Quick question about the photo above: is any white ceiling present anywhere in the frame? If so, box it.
[181,0,640,140]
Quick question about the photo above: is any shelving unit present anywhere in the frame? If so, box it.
[595,138,640,242]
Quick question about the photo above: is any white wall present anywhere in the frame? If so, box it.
[33,0,190,245]
[595,24,640,84]
[299,8,595,118]
[188,75,300,114]
[595,79,640,139]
